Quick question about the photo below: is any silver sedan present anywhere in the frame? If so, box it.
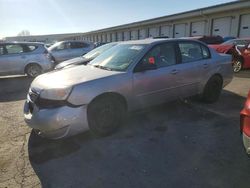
[24,39,233,139]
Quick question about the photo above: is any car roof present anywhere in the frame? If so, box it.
[120,38,206,45]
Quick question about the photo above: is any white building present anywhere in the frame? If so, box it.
[4,1,250,43]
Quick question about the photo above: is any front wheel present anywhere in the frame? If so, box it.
[202,76,223,103]
[87,96,125,136]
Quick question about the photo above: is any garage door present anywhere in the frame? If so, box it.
[106,34,111,42]
[212,17,232,37]
[149,27,160,38]
[139,29,147,39]
[98,35,102,42]
[160,25,171,37]
[111,33,116,42]
[117,32,123,41]
[174,24,186,38]
[124,31,130,41]
[94,35,98,42]
[131,30,138,40]
[191,21,206,36]
[239,14,250,38]
[101,34,106,42]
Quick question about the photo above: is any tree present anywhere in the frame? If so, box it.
[17,30,31,36]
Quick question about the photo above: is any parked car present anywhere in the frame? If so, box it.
[0,42,54,77]
[24,38,233,139]
[240,90,250,155]
[55,42,118,69]
[183,35,224,45]
[209,38,250,72]
[48,41,94,63]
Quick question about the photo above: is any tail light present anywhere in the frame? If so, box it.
[241,114,250,136]
[241,90,250,136]
[43,49,53,60]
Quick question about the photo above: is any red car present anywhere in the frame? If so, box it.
[240,90,250,155]
[209,38,250,73]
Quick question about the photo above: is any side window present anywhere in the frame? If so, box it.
[55,42,70,50]
[140,43,176,68]
[27,45,38,52]
[5,44,24,54]
[179,42,203,63]
[201,45,210,59]
[0,45,5,55]
[70,42,88,49]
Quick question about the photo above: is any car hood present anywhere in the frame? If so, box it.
[55,57,90,69]
[31,65,123,90]
[209,44,234,53]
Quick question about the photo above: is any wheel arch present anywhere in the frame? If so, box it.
[24,62,42,73]
[87,92,128,112]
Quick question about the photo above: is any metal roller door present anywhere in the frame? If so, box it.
[131,30,138,40]
[139,29,147,39]
[101,34,106,42]
[111,33,116,42]
[212,17,232,37]
[160,25,171,37]
[98,35,102,42]
[117,32,123,41]
[149,27,160,37]
[174,24,186,38]
[191,21,206,36]
[124,31,130,41]
[239,14,250,38]
[106,34,111,42]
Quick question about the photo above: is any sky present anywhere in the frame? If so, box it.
[0,0,237,39]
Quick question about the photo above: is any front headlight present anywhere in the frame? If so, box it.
[40,87,72,100]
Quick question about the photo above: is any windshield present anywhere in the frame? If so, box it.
[88,44,146,71]
[83,42,117,60]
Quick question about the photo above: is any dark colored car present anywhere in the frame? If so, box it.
[184,35,224,45]
[240,90,250,155]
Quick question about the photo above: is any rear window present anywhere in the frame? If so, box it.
[70,42,89,49]
[179,42,210,63]
[5,44,23,54]
[27,45,38,51]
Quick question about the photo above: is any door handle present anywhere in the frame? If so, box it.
[171,69,179,74]
[203,63,208,68]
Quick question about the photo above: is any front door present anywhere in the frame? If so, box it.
[133,42,181,108]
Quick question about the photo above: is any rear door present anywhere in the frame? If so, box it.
[133,42,182,107]
[0,44,26,75]
[176,41,212,96]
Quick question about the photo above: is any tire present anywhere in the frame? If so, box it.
[202,76,223,103]
[26,64,42,78]
[87,96,125,136]
[233,59,243,73]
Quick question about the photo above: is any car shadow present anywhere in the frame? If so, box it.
[28,90,250,188]
[234,70,250,78]
[0,76,33,102]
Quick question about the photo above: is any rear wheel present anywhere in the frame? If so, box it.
[87,96,125,136]
[233,59,243,73]
[26,64,42,78]
[202,76,223,103]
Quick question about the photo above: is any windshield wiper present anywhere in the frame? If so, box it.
[93,65,113,71]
